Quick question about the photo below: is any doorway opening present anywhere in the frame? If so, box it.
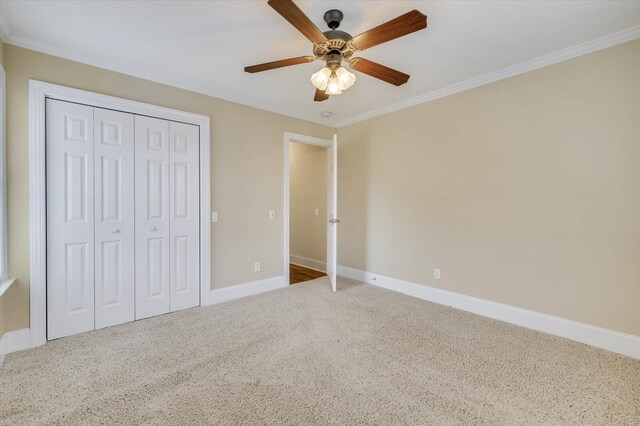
[283,132,338,291]
[289,141,328,284]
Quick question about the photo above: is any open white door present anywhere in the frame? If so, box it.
[327,134,338,292]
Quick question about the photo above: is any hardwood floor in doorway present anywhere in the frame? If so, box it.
[290,263,326,285]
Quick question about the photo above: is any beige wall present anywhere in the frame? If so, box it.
[338,39,640,336]
[2,38,639,339]
[289,142,327,264]
[1,44,334,333]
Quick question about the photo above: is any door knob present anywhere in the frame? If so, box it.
[112,228,120,233]
[150,226,157,231]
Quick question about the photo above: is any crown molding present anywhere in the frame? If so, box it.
[1,5,639,129]
[335,24,640,127]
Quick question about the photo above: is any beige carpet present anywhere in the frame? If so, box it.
[1,277,639,425]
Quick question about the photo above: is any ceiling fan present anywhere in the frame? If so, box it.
[244,0,428,102]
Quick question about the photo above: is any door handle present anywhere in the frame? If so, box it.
[329,218,340,224]
[149,226,157,231]
[112,228,120,233]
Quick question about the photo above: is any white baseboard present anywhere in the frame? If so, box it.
[209,275,288,305]
[337,265,640,360]
[0,328,31,366]
[290,254,326,273]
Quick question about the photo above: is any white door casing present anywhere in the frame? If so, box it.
[94,108,135,329]
[327,134,338,292]
[169,121,200,311]
[135,115,171,320]
[46,99,95,339]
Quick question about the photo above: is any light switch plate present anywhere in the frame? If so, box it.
[269,210,276,220]
[211,212,219,223]
[314,208,319,216]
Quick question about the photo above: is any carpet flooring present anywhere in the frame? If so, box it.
[1,277,639,425]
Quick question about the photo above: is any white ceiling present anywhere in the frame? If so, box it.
[2,1,640,126]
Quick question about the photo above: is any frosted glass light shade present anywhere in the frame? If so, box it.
[325,72,342,95]
[335,67,356,90]
[311,67,332,91]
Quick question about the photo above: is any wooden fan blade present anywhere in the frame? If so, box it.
[351,10,427,51]
[245,56,315,73]
[314,88,329,102]
[268,0,327,44]
[350,58,410,86]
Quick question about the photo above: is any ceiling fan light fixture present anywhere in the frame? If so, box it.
[311,66,332,91]
[325,71,342,95]
[335,66,356,90]
[245,2,427,102]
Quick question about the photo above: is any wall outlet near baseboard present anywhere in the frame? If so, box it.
[254,262,261,272]
[434,268,441,279]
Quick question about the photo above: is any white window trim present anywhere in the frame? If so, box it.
[0,64,12,293]
[29,80,212,348]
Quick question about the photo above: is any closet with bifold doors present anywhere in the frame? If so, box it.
[46,98,200,340]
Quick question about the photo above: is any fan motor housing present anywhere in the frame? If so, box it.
[323,30,352,42]
[313,10,358,61]
[314,19,358,59]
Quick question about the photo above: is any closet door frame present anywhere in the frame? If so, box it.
[29,80,211,348]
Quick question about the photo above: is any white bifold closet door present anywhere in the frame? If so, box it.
[94,108,135,329]
[168,121,201,312]
[47,99,200,339]
[47,100,135,339]
[134,116,171,319]
[134,116,200,320]
[47,100,96,339]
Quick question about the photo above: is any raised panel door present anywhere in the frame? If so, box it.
[46,99,95,339]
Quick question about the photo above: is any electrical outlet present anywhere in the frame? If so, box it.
[434,268,441,279]
[269,210,276,220]
[314,208,319,216]
[211,211,219,223]
[254,262,261,272]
